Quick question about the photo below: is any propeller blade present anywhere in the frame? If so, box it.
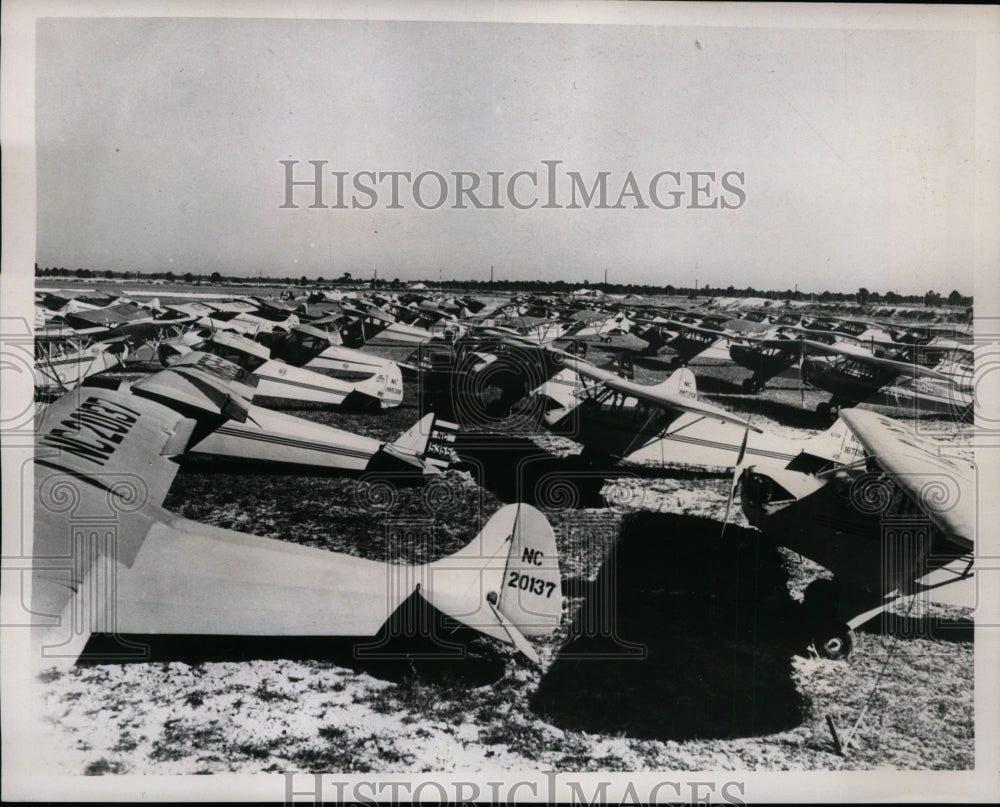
[720,414,753,538]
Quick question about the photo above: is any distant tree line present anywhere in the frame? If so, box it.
[33,264,973,306]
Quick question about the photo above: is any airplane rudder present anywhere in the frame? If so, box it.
[498,504,562,636]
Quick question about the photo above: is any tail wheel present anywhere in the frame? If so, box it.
[814,622,855,661]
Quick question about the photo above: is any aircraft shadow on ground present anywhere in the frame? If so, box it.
[77,594,507,687]
[532,511,807,741]
[631,355,682,373]
[703,391,829,429]
[454,433,627,508]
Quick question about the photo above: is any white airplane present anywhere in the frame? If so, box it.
[31,389,562,666]
[34,337,129,396]
[165,330,404,410]
[739,408,975,660]
[531,350,859,471]
[102,349,452,475]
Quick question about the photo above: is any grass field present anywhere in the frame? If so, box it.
[32,305,974,774]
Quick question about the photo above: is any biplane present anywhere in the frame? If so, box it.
[31,389,561,665]
[739,408,975,659]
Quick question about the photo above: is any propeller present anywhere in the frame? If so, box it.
[720,413,753,539]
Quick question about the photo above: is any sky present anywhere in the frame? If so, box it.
[35,14,979,295]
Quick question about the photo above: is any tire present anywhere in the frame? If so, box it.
[814,622,855,661]
[816,400,831,418]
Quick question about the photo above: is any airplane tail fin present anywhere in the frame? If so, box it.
[372,412,445,474]
[649,366,697,400]
[424,504,562,663]
[532,367,584,425]
[352,361,405,408]
[796,417,865,468]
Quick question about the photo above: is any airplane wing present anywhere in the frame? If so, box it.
[556,355,761,431]
[33,389,197,659]
[838,409,974,550]
[130,351,258,421]
[800,340,951,380]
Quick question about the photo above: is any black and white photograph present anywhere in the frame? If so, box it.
[2,1,999,802]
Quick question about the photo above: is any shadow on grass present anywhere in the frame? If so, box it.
[703,391,830,429]
[454,433,624,507]
[76,593,507,687]
[532,511,806,741]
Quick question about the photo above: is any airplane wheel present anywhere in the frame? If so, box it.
[668,356,681,370]
[816,400,830,418]
[814,623,855,661]
[742,378,755,393]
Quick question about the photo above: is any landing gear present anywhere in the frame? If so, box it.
[742,376,764,393]
[815,400,840,421]
[802,578,855,660]
[813,622,855,661]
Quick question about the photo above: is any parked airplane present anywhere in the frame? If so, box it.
[34,337,129,396]
[532,352,858,470]
[94,350,452,475]
[800,341,968,420]
[739,408,975,659]
[163,330,404,410]
[31,389,561,665]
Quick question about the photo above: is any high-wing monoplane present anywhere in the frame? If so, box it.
[163,330,404,410]
[109,350,452,475]
[532,350,857,471]
[739,408,975,659]
[31,389,561,665]
[800,340,969,420]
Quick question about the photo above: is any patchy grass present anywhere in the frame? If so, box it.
[36,328,974,774]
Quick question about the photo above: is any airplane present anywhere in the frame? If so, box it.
[800,340,969,420]
[162,330,404,411]
[531,350,858,471]
[631,316,770,367]
[30,388,562,666]
[726,327,869,393]
[560,310,635,342]
[34,336,129,397]
[739,408,975,660]
[89,348,453,476]
[259,323,406,381]
[338,303,445,347]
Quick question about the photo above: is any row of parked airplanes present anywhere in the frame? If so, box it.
[28,286,977,666]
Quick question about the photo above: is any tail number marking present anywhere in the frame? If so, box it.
[507,572,556,598]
